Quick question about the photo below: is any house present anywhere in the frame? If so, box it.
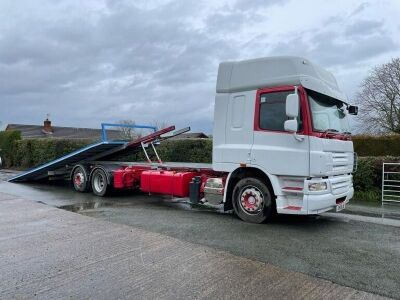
[170,132,209,139]
[5,119,122,141]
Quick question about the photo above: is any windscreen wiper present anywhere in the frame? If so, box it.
[323,129,339,133]
[322,129,339,138]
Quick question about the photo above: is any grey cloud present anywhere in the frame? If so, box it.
[350,2,370,17]
[206,10,249,34]
[0,0,398,133]
[0,0,238,131]
[205,0,289,35]
[235,0,288,11]
[344,19,384,37]
[268,20,396,68]
[313,29,396,67]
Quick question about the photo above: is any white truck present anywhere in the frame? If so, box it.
[11,56,357,224]
[212,56,356,223]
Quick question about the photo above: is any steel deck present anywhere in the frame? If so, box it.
[8,125,180,183]
[8,141,127,182]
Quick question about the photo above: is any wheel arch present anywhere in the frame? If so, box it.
[223,166,276,211]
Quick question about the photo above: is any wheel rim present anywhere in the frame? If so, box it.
[239,185,264,214]
[94,172,106,193]
[74,171,85,188]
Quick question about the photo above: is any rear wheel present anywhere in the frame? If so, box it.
[232,177,274,223]
[72,166,89,192]
[91,169,109,197]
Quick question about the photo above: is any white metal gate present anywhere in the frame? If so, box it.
[382,163,400,204]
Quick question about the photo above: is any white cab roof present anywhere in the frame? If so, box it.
[216,56,347,102]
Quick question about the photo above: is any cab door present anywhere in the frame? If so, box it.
[251,86,310,177]
[223,91,255,164]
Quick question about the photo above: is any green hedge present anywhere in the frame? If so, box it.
[353,135,400,157]
[0,130,22,167]
[10,139,92,168]
[4,138,212,168]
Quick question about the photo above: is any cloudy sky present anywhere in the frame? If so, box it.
[1,0,399,133]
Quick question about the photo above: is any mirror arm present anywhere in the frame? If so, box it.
[292,86,303,141]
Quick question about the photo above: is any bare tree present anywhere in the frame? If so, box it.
[356,58,400,134]
[116,120,141,140]
[151,120,169,131]
[116,119,171,140]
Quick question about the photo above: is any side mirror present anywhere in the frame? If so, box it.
[348,105,358,115]
[286,93,299,118]
[284,119,298,133]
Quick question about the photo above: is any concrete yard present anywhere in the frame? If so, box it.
[0,191,391,299]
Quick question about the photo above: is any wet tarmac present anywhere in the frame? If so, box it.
[1,171,400,298]
[343,199,400,220]
[1,192,388,300]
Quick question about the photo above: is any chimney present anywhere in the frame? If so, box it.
[43,118,53,133]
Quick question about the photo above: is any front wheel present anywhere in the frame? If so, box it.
[91,169,109,197]
[232,177,274,223]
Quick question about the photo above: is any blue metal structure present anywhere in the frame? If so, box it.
[8,123,157,182]
[100,123,157,142]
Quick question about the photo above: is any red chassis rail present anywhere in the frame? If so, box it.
[113,164,226,198]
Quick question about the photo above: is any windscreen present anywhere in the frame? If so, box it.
[307,89,350,134]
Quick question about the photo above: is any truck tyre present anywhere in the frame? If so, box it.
[232,177,274,223]
[91,168,109,197]
[72,166,90,192]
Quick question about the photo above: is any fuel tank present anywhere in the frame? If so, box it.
[140,170,198,197]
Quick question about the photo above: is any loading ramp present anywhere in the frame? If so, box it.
[8,124,184,182]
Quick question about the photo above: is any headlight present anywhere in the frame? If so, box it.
[308,182,328,192]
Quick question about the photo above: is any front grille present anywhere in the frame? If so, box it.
[331,176,352,195]
[331,152,352,173]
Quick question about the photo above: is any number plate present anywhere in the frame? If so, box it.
[336,202,346,212]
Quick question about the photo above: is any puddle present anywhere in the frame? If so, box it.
[342,201,400,220]
[58,197,228,214]
[58,201,114,212]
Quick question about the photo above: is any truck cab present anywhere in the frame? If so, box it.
[213,56,356,222]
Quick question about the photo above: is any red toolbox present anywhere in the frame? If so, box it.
[140,170,198,197]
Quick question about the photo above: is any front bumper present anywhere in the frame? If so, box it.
[306,186,354,214]
[276,175,354,215]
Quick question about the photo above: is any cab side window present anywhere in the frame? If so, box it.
[259,91,302,131]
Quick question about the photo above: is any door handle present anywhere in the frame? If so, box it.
[293,133,305,142]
